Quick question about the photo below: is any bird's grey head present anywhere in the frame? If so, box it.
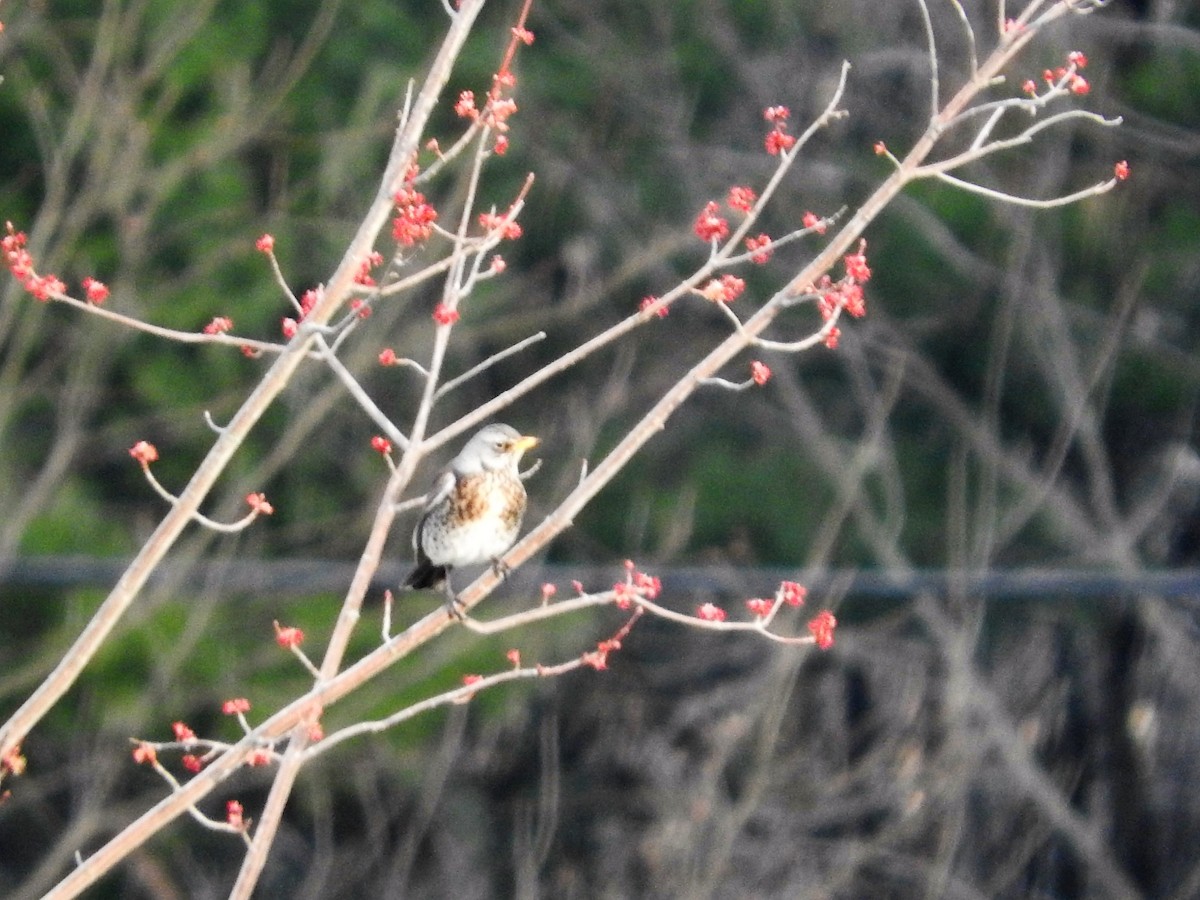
[454,423,539,474]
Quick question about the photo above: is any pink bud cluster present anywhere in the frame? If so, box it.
[763,105,796,156]
[701,581,837,649]
[612,561,662,610]
[280,286,321,339]
[1022,50,1091,98]
[393,187,439,246]
[796,238,873,349]
[3,222,72,302]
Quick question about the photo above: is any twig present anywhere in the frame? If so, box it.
[262,247,301,311]
[458,592,616,634]
[717,209,846,267]
[921,109,1122,176]
[934,171,1121,208]
[47,290,289,355]
[314,342,410,450]
[203,411,229,435]
[434,331,547,400]
[377,254,458,298]
[416,118,485,184]
[139,466,267,533]
[141,756,251,843]
[301,656,584,761]
[916,0,940,122]
[627,595,817,646]
[699,375,758,392]
[382,590,394,642]
[949,0,978,75]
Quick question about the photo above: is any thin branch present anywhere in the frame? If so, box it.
[949,0,979,75]
[301,656,585,761]
[718,209,846,267]
[934,172,1120,208]
[262,248,301,311]
[445,123,495,305]
[314,342,410,450]
[712,290,844,353]
[459,580,818,647]
[138,466,266,533]
[916,0,940,122]
[921,109,1121,176]
[628,595,817,646]
[47,290,290,355]
[381,590,394,642]
[458,592,616,634]
[203,411,229,435]
[416,118,485,184]
[142,758,250,841]
[699,375,758,392]
[434,331,547,400]
[1031,0,1108,28]
[975,105,1016,151]
[377,253,458,297]
[720,63,852,259]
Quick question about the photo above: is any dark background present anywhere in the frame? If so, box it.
[2,0,1199,896]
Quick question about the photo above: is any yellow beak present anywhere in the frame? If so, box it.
[513,434,539,452]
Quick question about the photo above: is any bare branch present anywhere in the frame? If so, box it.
[934,171,1121,208]
[949,0,979,74]
[314,341,410,450]
[46,289,290,355]
[137,465,270,534]
[916,0,940,122]
[923,108,1122,176]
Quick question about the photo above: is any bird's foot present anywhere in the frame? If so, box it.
[442,585,467,621]
[490,558,512,581]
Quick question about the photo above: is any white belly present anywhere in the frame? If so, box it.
[431,514,520,567]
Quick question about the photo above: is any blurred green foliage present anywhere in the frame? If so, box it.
[0,0,1194,662]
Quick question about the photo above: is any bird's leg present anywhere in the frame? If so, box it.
[441,572,467,620]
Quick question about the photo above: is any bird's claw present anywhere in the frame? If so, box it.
[441,581,468,621]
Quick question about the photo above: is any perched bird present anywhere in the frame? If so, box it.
[403,423,539,613]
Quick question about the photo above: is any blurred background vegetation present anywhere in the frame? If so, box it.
[2,0,1199,896]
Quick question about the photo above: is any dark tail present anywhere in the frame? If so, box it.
[403,560,447,591]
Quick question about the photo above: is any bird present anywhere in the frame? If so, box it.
[403,423,539,614]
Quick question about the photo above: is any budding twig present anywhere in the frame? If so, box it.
[377,254,458,297]
[137,465,271,533]
[920,109,1122,177]
[935,172,1123,209]
[47,291,289,355]
[299,656,582,762]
